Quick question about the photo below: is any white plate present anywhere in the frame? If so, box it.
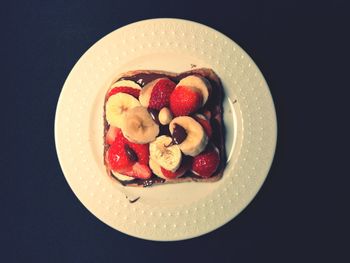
[55,18,277,241]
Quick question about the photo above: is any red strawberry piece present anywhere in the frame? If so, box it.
[148,78,176,110]
[160,157,192,179]
[107,140,134,172]
[127,142,150,165]
[106,126,122,145]
[132,163,152,179]
[117,166,135,177]
[191,146,220,178]
[107,129,151,178]
[112,128,149,165]
[194,114,212,138]
[170,86,202,116]
[160,167,178,179]
[107,86,140,99]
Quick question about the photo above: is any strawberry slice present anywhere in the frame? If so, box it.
[114,166,134,177]
[148,78,176,110]
[194,114,212,138]
[132,163,152,179]
[160,157,192,179]
[160,167,179,179]
[106,126,121,145]
[191,146,220,178]
[127,141,150,165]
[107,140,134,172]
[170,86,202,116]
[107,86,140,99]
[107,128,151,179]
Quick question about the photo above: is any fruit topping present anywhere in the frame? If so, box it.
[194,114,213,138]
[132,163,152,179]
[107,86,140,99]
[127,140,150,165]
[191,145,220,178]
[139,78,176,110]
[106,93,141,127]
[106,73,222,184]
[149,159,164,179]
[149,135,182,172]
[169,116,208,156]
[107,139,134,173]
[160,157,192,179]
[110,80,142,91]
[122,106,159,144]
[106,126,121,145]
[111,170,135,182]
[176,75,211,106]
[107,129,151,179]
[170,86,202,116]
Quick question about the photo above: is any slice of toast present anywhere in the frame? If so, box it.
[104,68,226,187]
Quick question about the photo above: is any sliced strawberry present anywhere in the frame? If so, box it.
[160,157,192,179]
[106,126,122,145]
[107,86,140,99]
[115,166,134,177]
[194,114,212,138]
[107,128,151,179]
[127,142,150,165]
[170,86,202,116]
[132,163,152,179]
[109,128,150,164]
[148,78,176,110]
[160,167,179,179]
[107,140,134,172]
[191,146,220,178]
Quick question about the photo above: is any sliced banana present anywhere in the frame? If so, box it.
[169,116,208,157]
[149,135,182,172]
[110,80,141,91]
[139,79,159,107]
[106,93,141,127]
[149,159,166,179]
[177,75,211,106]
[111,170,135,181]
[122,106,159,144]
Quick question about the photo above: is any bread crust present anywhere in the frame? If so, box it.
[104,68,225,187]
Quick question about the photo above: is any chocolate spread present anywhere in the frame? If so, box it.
[171,124,187,145]
[111,172,166,187]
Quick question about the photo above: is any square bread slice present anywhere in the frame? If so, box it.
[104,68,226,187]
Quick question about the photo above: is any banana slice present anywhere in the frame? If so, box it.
[149,135,182,172]
[109,80,141,91]
[106,93,141,128]
[139,79,159,107]
[177,75,212,106]
[122,106,159,144]
[169,116,208,157]
[149,159,167,179]
[111,170,135,181]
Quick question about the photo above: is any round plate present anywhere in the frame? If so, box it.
[55,18,277,241]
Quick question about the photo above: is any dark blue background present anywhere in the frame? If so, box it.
[3,0,349,262]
